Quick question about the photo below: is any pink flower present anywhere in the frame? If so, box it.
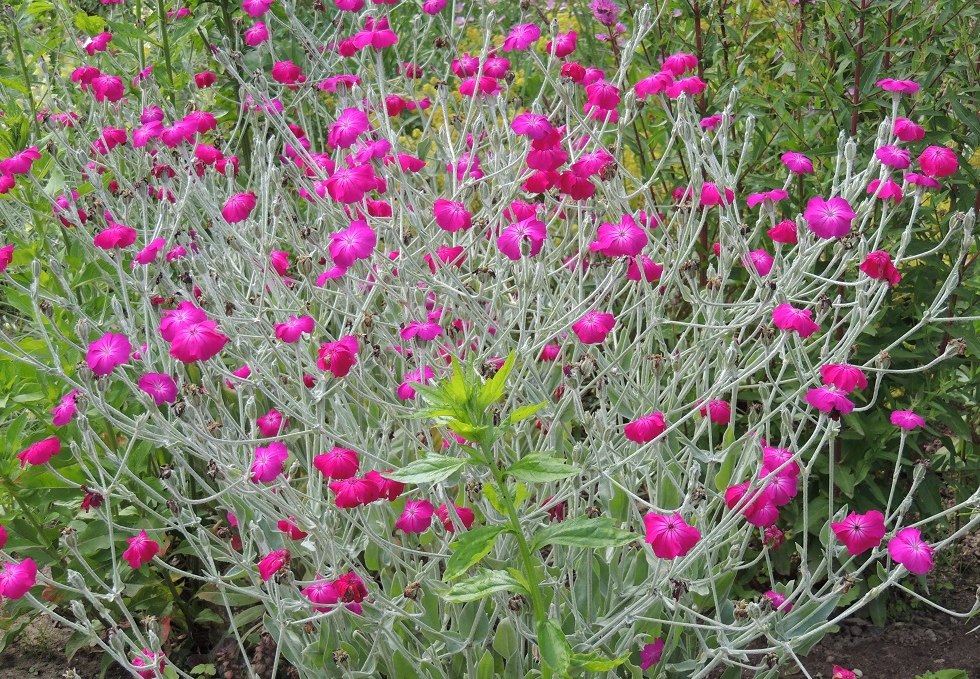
[87,332,132,375]
[860,250,901,287]
[244,21,269,46]
[589,214,647,257]
[832,510,886,555]
[0,244,12,272]
[626,256,664,283]
[257,408,286,437]
[433,198,472,232]
[123,530,160,569]
[252,441,288,483]
[271,60,303,85]
[893,117,924,142]
[772,303,819,338]
[698,182,735,207]
[159,301,208,341]
[876,78,919,94]
[890,410,925,430]
[278,517,307,540]
[0,525,5,550]
[317,336,359,377]
[803,196,855,239]
[397,366,435,399]
[395,499,435,534]
[820,364,868,393]
[0,146,40,175]
[328,107,370,149]
[665,76,706,99]
[258,549,290,581]
[302,578,340,612]
[401,320,443,342]
[367,469,404,501]
[274,315,314,343]
[421,0,446,13]
[91,74,125,102]
[746,189,788,208]
[546,31,577,58]
[904,172,941,189]
[328,221,377,267]
[724,482,778,527]
[17,437,61,468]
[498,218,547,260]
[138,373,178,405]
[699,400,731,425]
[662,51,697,75]
[867,178,904,203]
[94,223,137,250]
[131,649,165,679]
[780,152,813,174]
[435,503,475,532]
[329,476,381,508]
[133,238,166,266]
[640,638,664,670]
[624,412,667,443]
[875,145,911,170]
[242,0,273,17]
[833,667,857,679]
[511,112,554,139]
[764,590,792,612]
[744,249,774,277]
[887,527,934,574]
[314,447,360,480]
[51,390,79,426]
[0,558,38,600]
[222,192,256,223]
[643,512,701,559]
[805,386,855,417]
[572,310,615,344]
[917,146,958,178]
[502,23,540,51]
[351,16,398,51]
[168,321,229,363]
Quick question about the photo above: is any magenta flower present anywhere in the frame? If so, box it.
[0,146,40,175]
[351,16,398,51]
[699,399,731,425]
[698,182,735,207]
[0,244,12,272]
[890,410,925,430]
[831,510,886,555]
[194,72,216,90]
[400,320,443,342]
[634,71,674,98]
[133,238,166,266]
[87,332,132,375]
[274,315,314,343]
[572,310,616,344]
[435,504,475,532]
[314,447,360,480]
[589,214,647,257]
[433,198,472,232]
[643,512,701,559]
[820,364,868,393]
[546,31,577,58]
[833,667,857,679]
[746,189,788,208]
[867,178,904,203]
[662,51,698,76]
[277,517,307,540]
[51,390,80,426]
[639,638,664,670]
[329,220,377,266]
[395,499,435,534]
[302,578,340,612]
[367,469,404,501]
[317,336,359,377]
[159,301,208,341]
[122,530,160,569]
[725,482,779,527]
[328,107,370,149]
[875,145,911,170]
[744,249,774,277]
[242,0,273,17]
[626,255,664,283]
[258,549,290,581]
[887,527,934,574]
[893,117,924,142]
[904,172,941,189]
[803,196,855,239]
[94,223,137,250]
[422,0,446,13]
[917,146,958,178]
[244,21,269,46]
[138,373,178,405]
[168,321,229,363]
[397,366,435,399]
[590,0,621,25]
[772,303,819,338]
[0,558,38,599]
[497,218,547,260]
[780,152,813,174]
[131,649,165,679]
[257,408,286,437]
[804,386,855,418]
[91,74,125,102]
[511,112,554,140]
[222,192,256,223]
[764,590,793,612]
[875,78,919,95]
[624,412,667,443]
[760,467,799,507]
[252,442,288,483]
[16,437,61,468]
[329,476,381,508]
[0,525,5,550]
[502,23,540,51]
[860,250,901,287]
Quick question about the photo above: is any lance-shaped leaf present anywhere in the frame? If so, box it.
[532,516,637,551]
[475,351,515,412]
[384,454,469,484]
[505,452,579,483]
[441,569,527,603]
[443,525,508,581]
[537,619,571,675]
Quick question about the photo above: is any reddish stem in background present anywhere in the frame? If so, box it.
[850,0,868,138]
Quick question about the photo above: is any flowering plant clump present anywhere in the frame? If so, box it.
[0,0,978,677]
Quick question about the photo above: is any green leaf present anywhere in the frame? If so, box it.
[475,351,515,412]
[532,516,636,550]
[509,401,546,424]
[505,452,579,483]
[442,569,526,603]
[570,651,628,673]
[714,444,739,492]
[537,619,571,675]
[443,525,507,581]
[384,454,469,484]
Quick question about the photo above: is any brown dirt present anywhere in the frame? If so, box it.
[0,615,126,679]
